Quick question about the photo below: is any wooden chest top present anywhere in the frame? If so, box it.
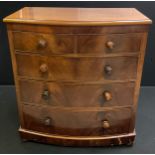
[3,7,152,25]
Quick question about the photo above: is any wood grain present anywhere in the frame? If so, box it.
[7,29,25,127]
[19,80,135,107]
[3,7,152,25]
[13,31,142,55]
[4,7,151,146]
[7,23,149,34]
[13,31,75,54]
[15,54,138,81]
[78,33,142,54]
[22,104,132,136]
[19,128,136,146]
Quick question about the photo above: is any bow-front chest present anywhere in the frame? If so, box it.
[3,7,152,146]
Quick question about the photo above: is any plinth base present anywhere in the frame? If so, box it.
[19,127,135,146]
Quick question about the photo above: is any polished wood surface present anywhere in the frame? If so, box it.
[7,24,149,34]
[13,31,142,55]
[19,80,135,107]
[19,128,136,146]
[3,7,152,25]
[4,7,151,146]
[16,54,138,81]
[22,104,132,136]
[78,33,142,54]
[13,31,75,54]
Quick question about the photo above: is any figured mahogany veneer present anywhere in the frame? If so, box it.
[19,80,135,107]
[4,7,152,146]
[13,31,75,54]
[22,105,132,136]
[78,33,142,54]
[16,54,138,81]
[13,31,142,55]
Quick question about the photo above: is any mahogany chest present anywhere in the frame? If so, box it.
[3,7,152,146]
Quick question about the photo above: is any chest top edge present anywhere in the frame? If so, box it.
[3,7,152,26]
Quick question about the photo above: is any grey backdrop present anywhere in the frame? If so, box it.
[0,1,154,85]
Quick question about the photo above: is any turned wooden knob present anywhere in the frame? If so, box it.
[102,120,110,129]
[44,117,51,126]
[106,41,114,49]
[103,91,112,101]
[104,65,112,75]
[40,63,48,73]
[38,39,47,48]
[42,90,50,100]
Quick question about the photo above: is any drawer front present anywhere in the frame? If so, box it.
[19,80,135,107]
[23,105,132,136]
[78,33,142,54]
[16,54,138,81]
[13,32,75,54]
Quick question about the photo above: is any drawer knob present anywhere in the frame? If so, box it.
[42,90,50,100]
[106,41,114,49]
[102,120,110,129]
[104,65,112,75]
[103,91,112,101]
[40,64,48,73]
[38,39,47,48]
[44,117,51,126]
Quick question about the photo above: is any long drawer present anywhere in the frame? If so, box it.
[19,80,135,107]
[13,31,142,55]
[23,104,132,136]
[16,54,138,81]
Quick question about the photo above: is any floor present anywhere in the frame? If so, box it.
[0,86,155,153]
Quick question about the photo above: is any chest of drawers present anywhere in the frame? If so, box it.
[4,7,152,146]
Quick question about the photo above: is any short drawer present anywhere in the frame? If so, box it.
[19,80,135,107]
[16,54,138,81]
[23,104,132,136]
[77,33,142,54]
[13,32,75,54]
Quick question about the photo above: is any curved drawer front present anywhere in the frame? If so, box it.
[13,31,142,55]
[78,33,142,54]
[16,54,138,81]
[23,105,132,136]
[13,32,75,54]
[19,80,135,107]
